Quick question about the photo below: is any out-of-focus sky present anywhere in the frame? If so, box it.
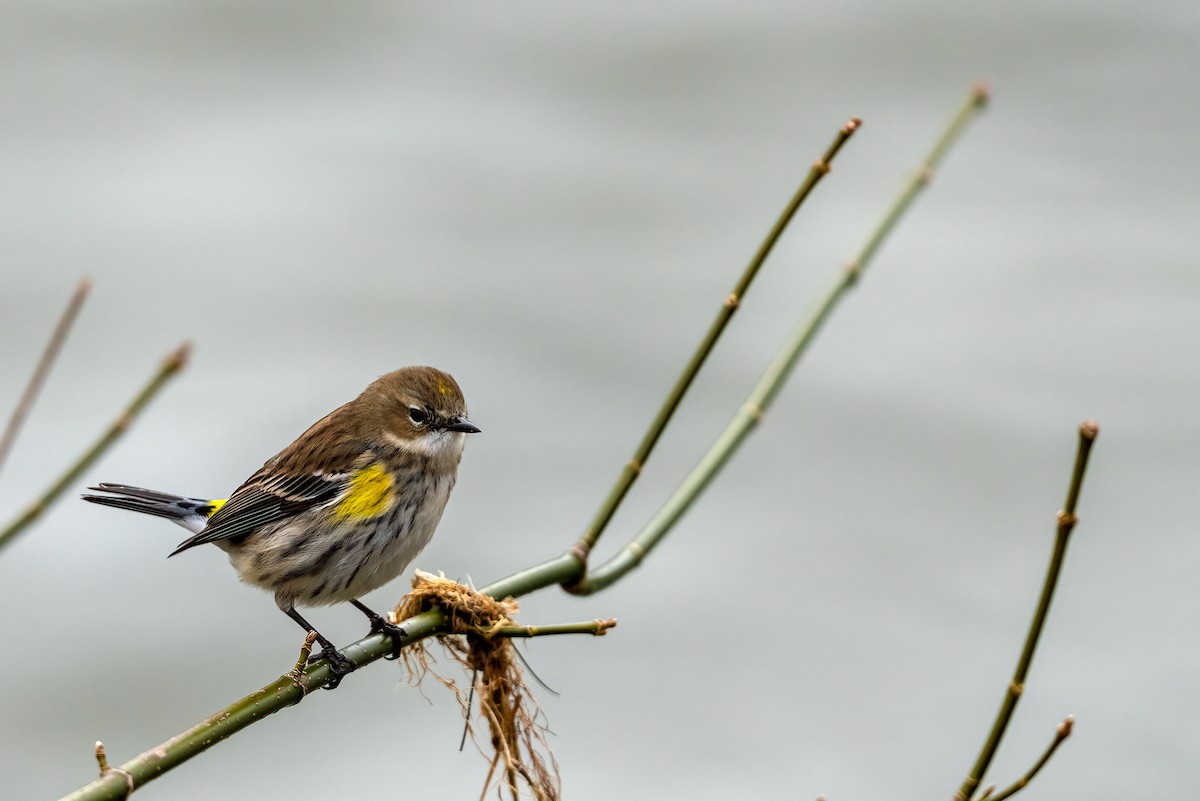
[2,3,1197,799]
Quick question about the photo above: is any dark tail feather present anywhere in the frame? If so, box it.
[82,483,214,534]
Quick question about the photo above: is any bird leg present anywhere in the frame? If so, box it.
[350,599,408,660]
[284,607,356,689]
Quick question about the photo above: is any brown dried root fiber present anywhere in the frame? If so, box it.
[394,570,559,801]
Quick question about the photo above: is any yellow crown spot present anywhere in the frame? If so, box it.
[206,498,228,517]
[334,464,394,521]
[437,379,450,396]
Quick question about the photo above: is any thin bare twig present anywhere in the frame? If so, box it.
[478,619,617,638]
[0,277,91,477]
[846,82,989,284]
[0,342,190,552]
[568,86,988,595]
[954,423,1098,801]
[987,716,1074,801]
[571,118,862,561]
[91,742,132,798]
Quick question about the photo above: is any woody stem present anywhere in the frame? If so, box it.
[571,117,862,559]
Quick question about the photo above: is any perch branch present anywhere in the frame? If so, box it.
[0,277,91,477]
[568,86,987,594]
[573,117,861,559]
[0,342,190,552]
[954,422,1098,801]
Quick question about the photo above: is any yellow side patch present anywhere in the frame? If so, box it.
[206,498,228,517]
[334,464,394,520]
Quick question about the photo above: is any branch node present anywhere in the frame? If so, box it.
[917,165,935,186]
[1008,679,1024,697]
[743,402,765,425]
[1055,511,1077,528]
[569,539,591,563]
[287,631,318,693]
[1058,715,1074,737]
[813,159,831,175]
[94,741,134,797]
[843,116,862,134]
[627,540,647,565]
[1079,420,1099,440]
[724,293,741,310]
[165,341,192,372]
[971,81,992,106]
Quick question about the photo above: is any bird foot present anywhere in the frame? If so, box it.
[369,615,408,661]
[308,645,357,689]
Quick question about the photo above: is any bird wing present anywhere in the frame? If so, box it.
[170,403,369,556]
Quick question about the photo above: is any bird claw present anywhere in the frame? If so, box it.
[308,646,357,689]
[369,617,408,661]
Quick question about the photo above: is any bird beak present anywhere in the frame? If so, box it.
[445,416,481,434]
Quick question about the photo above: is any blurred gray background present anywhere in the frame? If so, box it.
[2,2,1196,799]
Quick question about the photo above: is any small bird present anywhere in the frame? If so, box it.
[83,366,479,688]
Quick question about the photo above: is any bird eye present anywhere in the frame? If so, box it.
[408,407,428,425]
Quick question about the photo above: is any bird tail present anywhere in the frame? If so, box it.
[82,483,224,535]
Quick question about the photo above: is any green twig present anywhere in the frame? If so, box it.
[0,277,91,477]
[567,86,988,595]
[478,618,618,638]
[847,82,989,283]
[285,631,319,691]
[987,716,1075,801]
[0,342,190,553]
[90,742,131,798]
[572,117,862,560]
[954,423,1098,801]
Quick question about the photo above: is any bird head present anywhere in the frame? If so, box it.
[364,366,480,457]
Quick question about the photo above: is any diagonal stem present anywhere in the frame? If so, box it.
[572,117,862,559]
[0,342,190,552]
[954,423,1098,801]
[567,85,988,594]
[986,716,1074,801]
[0,277,91,477]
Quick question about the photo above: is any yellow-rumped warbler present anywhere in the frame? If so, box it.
[83,366,479,687]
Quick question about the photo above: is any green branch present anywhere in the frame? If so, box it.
[987,716,1075,801]
[0,277,91,477]
[954,423,1099,801]
[567,86,988,595]
[573,117,862,558]
[0,342,190,553]
[848,82,989,281]
[482,618,617,638]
